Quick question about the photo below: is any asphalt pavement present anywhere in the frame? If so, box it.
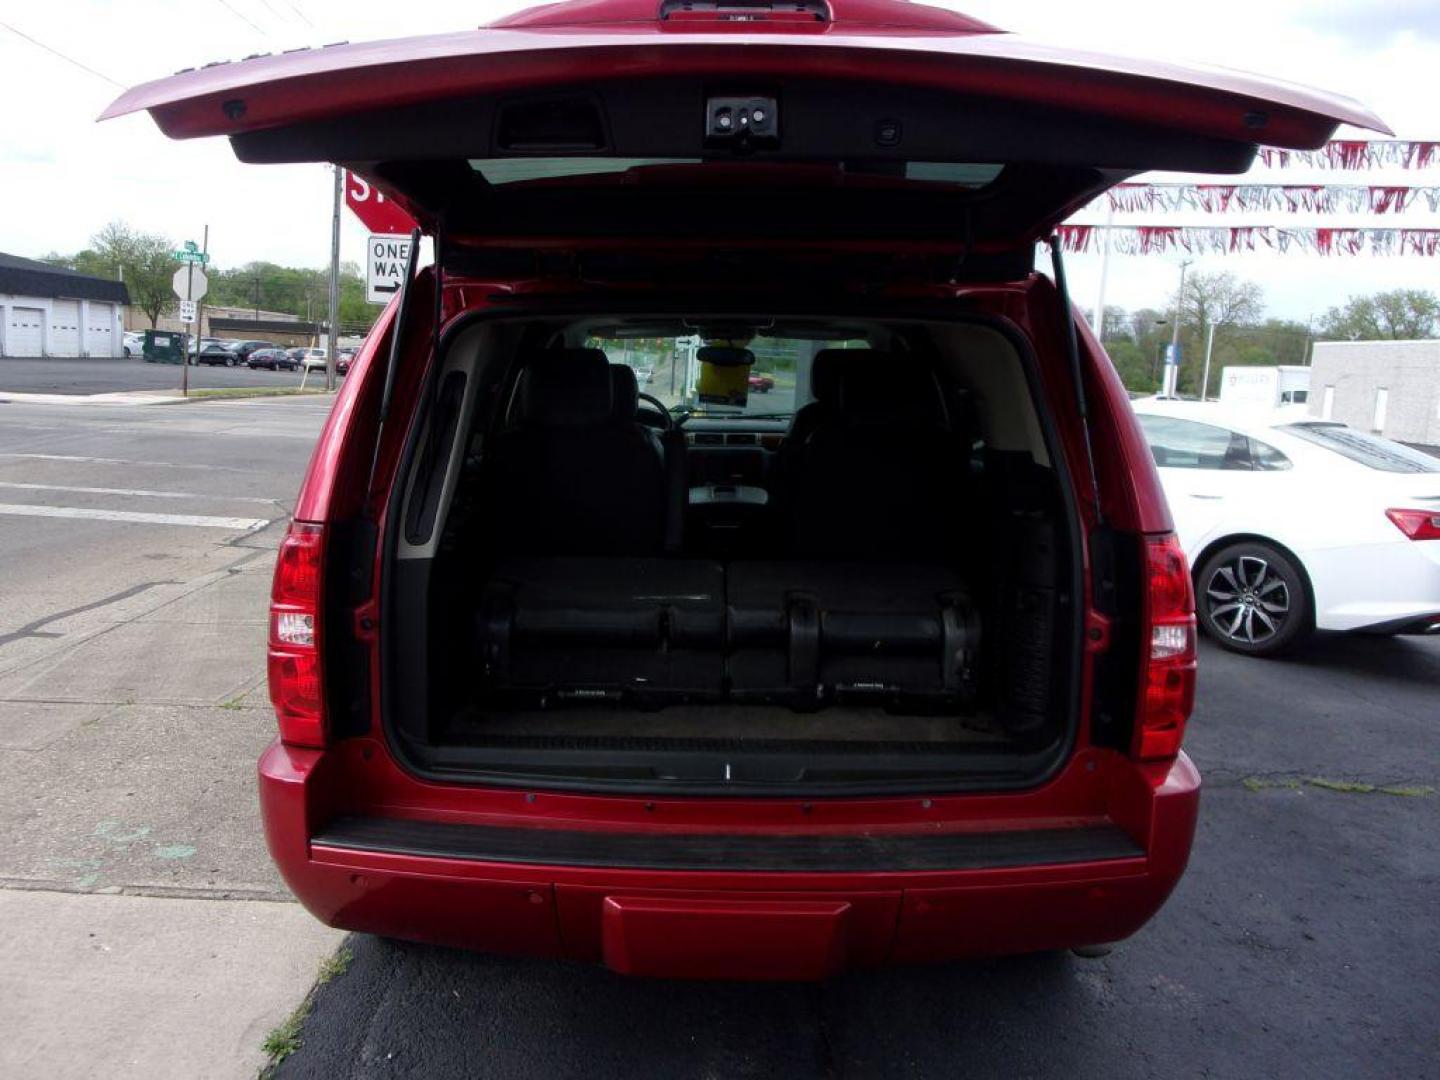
[0,355,324,395]
[278,639,1440,1079]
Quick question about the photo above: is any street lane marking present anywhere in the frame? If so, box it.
[0,453,250,472]
[0,481,275,504]
[0,503,269,531]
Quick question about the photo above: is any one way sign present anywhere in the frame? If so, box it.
[366,233,413,305]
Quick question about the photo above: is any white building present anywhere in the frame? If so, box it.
[1308,340,1440,447]
[0,252,130,358]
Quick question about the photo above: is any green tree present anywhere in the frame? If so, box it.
[1320,289,1439,340]
[1103,339,1158,394]
[1170,271,1266,396]
[89,222,177,328]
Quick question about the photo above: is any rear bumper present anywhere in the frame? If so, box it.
[259,741,1200,978]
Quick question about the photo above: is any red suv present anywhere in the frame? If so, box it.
[108,0,1382,979]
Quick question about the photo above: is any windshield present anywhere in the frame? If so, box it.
[583,334,868,419]
[1281,423,1440,474]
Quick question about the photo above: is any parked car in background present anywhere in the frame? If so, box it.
[748,371,776,393]
[1133,400,1440,655]
[229,340,278,363]
[122,331,144,358]
[298,348,329,371]
[193,341,240,366]
[109,0,1388,977]
[247,347,299,371]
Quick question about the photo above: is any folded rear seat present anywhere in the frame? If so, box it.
[727,562,981,712]
[477,558,726,708]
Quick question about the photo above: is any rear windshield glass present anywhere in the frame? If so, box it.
[1281,423,1440,473]
[582,333,867,419]
[470,158,1003,188]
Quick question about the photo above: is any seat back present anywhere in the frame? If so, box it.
[787,355,957,558]
[489,349,667,556]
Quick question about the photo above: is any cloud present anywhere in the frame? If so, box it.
[0,0,1435,321]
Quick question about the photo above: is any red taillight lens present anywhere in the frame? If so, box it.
[268,522,325,747]
[1135,533,1197,761]
[1386,508,1440,541]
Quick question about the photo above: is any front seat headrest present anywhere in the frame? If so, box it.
[519,348,612,428]
[609,364,639,421]
[834,360,946,427]
[811,349,881,405]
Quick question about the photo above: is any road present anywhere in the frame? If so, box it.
[0,391,1435,1078]
[0,355,332,395]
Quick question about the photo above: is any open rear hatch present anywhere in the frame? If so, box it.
[107,0,1385,793]
[104,0,1386,271]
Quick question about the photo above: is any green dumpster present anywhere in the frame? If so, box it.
[143,329,186,364]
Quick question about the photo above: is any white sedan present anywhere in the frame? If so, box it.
[1132,401,1440,656]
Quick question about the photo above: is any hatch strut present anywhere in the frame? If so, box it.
[366,225,421,501]
[1047,234,1105,527]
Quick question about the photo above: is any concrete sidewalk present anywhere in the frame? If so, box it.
[0,888,343,1079]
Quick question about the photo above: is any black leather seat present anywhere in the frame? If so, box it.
[785,354,958,558]
[489,349,667,556]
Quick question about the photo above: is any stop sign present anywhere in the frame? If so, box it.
[344,171,417,234]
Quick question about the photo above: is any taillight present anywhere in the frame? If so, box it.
[268,521,326,747]
[1386,508,1440,541]
[1135,533,1197,761]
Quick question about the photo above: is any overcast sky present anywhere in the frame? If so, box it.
[2,0,1437,323]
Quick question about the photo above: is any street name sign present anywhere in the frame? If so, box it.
[366,233,413,304]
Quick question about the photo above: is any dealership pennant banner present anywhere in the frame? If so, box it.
[1256,140,1440,170]
[1098,184,1440,215]
[1056,226,1440,256]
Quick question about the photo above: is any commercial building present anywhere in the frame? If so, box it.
[1308,340,1440,447]
[0,253,130,358]
[125,304,319,347]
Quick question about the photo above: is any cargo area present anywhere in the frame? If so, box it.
[380,313,1082,791]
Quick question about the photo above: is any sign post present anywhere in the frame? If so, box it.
[172,242,209,398]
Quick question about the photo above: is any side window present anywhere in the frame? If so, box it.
[1248,438,1292,471]
[1138,415,1252,470]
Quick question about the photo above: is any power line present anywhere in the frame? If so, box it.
[0,19,123,89]
[283,1,315,27]
[214,0,269,37]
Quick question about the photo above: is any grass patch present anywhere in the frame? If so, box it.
[179,387,331,401]
[317,945,353,984]
[1242,775,1434,797]
[260,1000,309,1072]
[217,695,247,711]
[259,942,354,1076]
[1242,777,1300,792]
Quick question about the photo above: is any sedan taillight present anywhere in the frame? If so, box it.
[1386,508,1440,541]
[1134,533,1197,761]
[268,521,326,747]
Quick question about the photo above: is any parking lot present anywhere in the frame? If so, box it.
[0,392,1435,1079]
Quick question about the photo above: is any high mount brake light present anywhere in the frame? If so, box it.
[1135,533,1196,761]
[1386,508,1440,542]
[268,522,326,747]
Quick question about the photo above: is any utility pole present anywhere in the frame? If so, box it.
[326,165,342,392]
[1199,320,1216,402]
[1164,260,1190,398]
[1092,203,1114,339]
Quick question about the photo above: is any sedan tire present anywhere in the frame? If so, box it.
[1196,540,1311,657]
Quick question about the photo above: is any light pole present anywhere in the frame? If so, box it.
[1164,260,1190,398]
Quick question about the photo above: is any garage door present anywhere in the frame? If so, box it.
[85,302,116,357]
[50,300,81,356]
[6,306,44,356]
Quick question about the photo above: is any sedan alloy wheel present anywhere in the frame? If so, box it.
[1197,541,1310,656]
